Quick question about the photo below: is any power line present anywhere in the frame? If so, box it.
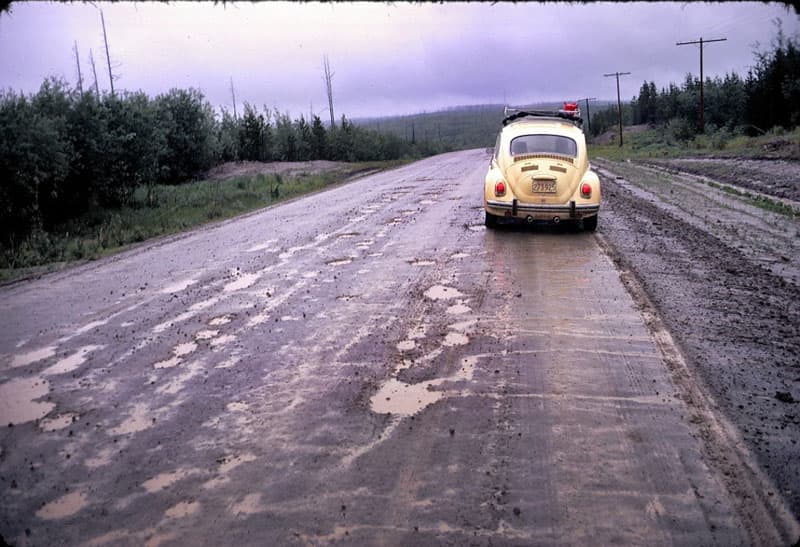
[603,72,630,147]
[676,37,727,132]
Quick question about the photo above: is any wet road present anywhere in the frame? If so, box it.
[0,150,772,545]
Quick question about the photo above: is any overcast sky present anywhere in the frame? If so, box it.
[1,2,798,119]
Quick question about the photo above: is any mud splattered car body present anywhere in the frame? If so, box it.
[484,107,600,230]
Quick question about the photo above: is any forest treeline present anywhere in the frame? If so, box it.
[0,81,448,245]
[590,30,800,140]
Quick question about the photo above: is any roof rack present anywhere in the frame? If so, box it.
[502,104,583,128]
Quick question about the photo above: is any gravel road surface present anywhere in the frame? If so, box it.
[1,150,797,546]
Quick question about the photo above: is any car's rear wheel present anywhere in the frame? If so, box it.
[583,215,598,232]
[485,211,499,229]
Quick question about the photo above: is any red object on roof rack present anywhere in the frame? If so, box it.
[563,102,579,112]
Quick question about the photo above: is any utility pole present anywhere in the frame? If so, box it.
[576,97,596,134]
[603,72,631,147]
[229,77,238,119]
[89,49,101,97]
[73,40,84,97]
[99,8,115,96]
[676,37,726,133]
[323,55,335,129]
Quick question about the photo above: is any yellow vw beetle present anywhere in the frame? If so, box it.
[484,104,600,230]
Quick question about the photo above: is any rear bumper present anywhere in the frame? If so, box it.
[486,199,599,219]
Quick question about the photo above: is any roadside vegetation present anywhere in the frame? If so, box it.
[0,161,403,282]
[589,27,799,161]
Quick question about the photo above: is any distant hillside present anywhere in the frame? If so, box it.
[352,101,617,151]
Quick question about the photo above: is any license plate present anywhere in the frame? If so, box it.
[532,180,557,193]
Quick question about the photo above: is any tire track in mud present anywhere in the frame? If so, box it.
[596,165,800,543]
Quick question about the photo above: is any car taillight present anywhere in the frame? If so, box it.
[495,181,506,196]
[580,183,592,198]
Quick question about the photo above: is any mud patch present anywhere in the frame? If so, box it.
[142,468,200,493]
[36,491,88,520]
[326,258,353,267]
[443,332,469,347]
[0,376,54,425]
[230,493,264,516]
[446,303,471,315]
[209,315,233,326]
[202,453,257,490]
[396,340,416,352]
[160,279,198,294]
[43,345,103,376]
[154,342,196,369]
[164,500,200,519]
[424,285,464,300]
[370,356,479,417]
[224,272,261,292]
[109,402,154,436]
[9,346,57,369]
[39,412,78,432]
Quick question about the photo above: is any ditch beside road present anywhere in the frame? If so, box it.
[594,156,800,522]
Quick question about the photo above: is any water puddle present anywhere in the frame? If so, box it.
[326,258,352,267]
[190,297,220,312]
[154,342,196,369]
[39,412,78,432]
[43,345,103,376]
[338,232,360,239]
[443,332,469,347]
[0,376,54,425]
[195,330,219,341]
[164,501,200,519]
[161,279,198,294]
[75,319,109,336]
[215,356,241,369]
[246,240,277,253]
[420,199,436,205]
[203,453,257,490]
[408,259,435,267]
[210,334,236,348]
[227,402,248,412]
[450,252,470,259]
[467,224,486,232]
[224,272,261,292]
[209,315,232,326]
[424,285,464,300]
[36,491,88,520]
[142,468,199,493]
[371,379,444,415]
[85,447,115,469]
[230,493,263,516]
[9,346,57,369]
[396,340,416,352]
[370,356,478,417]
[109,402,153,436]
[446,303,471,315]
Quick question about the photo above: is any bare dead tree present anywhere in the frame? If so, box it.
[230,77,238,119]
[99,8,115,95]
[323,54,335,129]
[89,49,101,97]
[73,40,84,97]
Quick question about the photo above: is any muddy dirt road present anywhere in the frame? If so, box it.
[1,150,798,545]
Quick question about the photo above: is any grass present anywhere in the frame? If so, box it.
[0,160,409,283]
[589,126,800,162]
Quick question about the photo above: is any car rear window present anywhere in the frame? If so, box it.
[509,135,577,157]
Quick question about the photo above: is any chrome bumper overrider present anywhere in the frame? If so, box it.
[486,199,599,217]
